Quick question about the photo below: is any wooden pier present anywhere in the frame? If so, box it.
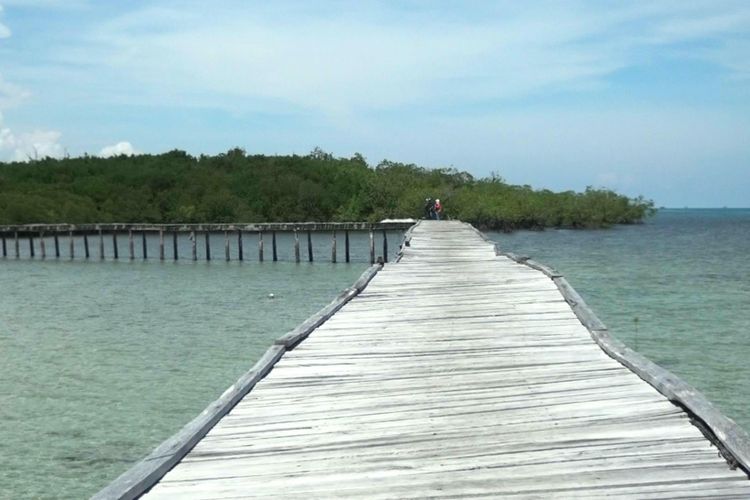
[96,220,750,499]
[0,222,411,264]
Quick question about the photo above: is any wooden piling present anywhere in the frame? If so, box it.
[142,231,148,260]
[307,231,313,262]
[40,232,46,259]
[129,230,135,260]
[205,232,211,261]
[159,229,165,261]
[369,229,375,264]
[237,231,243,261]
[69,231,74,259]
[54,234,60,258]
[258,232,264,262]
[84,233,90,259]
[382,229,388,262]
[191,231,197,261]
[29,234,35,258]
[113,232,118,259]
[294,230,300,263]
[99,229,105,260]
[14,232,19,258]
[331,230,337,263]
[173,232,178,260]
[272,231,278,262]
[345,230,350,263]
[225,231,230,261]
[1,233,6,257]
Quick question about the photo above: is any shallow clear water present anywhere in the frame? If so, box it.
[489,208,750,434]
[0,256,371,499]
[2,214,749,498]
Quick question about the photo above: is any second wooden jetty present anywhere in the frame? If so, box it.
[96,220,750,499]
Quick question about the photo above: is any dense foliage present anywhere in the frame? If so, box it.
[0,148,655,230]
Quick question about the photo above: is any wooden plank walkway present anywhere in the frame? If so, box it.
[135,220,749,498]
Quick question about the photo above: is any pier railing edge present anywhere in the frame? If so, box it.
[394,220,421,263]
[498,247,750,475]
[91,261,388,500]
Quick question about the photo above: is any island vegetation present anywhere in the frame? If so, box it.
[0,148,655,230]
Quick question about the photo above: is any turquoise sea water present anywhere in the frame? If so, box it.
[489,208,750,435]
[0,255,372,499]
[1,212,748,498]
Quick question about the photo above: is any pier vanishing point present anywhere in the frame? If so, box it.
[91,220,750,499]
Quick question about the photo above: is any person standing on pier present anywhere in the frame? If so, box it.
[434,199,443,220]
[424,198,436,220]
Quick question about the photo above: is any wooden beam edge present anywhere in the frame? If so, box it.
[90,344,285,500]
[490,230,750,475]
[0,221,415,234]
[274,263,383,349]
[394,221,420,263]
[92,261,385,499]
[550,275,750,475]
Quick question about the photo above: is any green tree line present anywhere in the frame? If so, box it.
[0,148,655,230]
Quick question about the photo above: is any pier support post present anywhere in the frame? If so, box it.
[69,231,74,259]
[332,230,337,263]
[173,232,178,260]
[54,234,60,258]
[382,229,388,262]
[205,232,211,261]
[29,234,35,258]
[258,232,264,262]
[1,233,5,257]
[84,233,90,259]
[40,232,46,259]
[191,231,197,261]
[112,232,118,259]
[369,229,375,264]
[345,230,350,263]
[14,232,19,258]
[225,231,230,261]
[307,231,313,262]
[129,231,134,260]
[237,230,243,261]
[272,231,277,262]
[159,229,165,261]
[294,230,300,262]
[99,229,105,260]
[142,231,147,260]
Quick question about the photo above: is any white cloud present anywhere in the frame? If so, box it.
[99,141,137,158]
[0,5,10,38]
[15,0,735,128]
[0,111,64,162]
[0,74,31,108]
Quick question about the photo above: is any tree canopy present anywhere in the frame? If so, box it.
[0,149,655,230]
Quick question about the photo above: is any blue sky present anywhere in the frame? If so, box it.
[1,1,749,207]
